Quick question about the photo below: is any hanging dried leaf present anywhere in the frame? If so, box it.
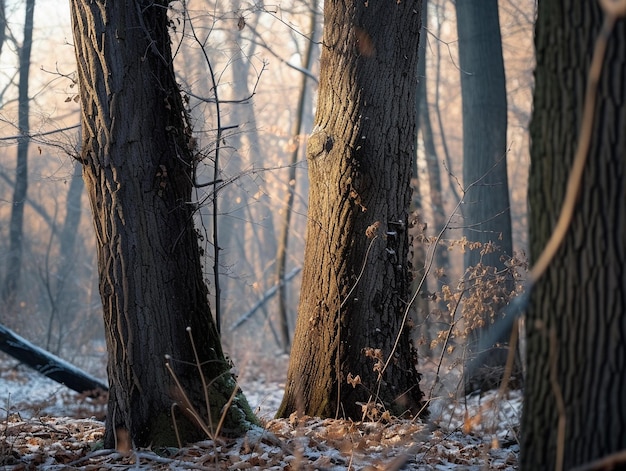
[347,373,362,388]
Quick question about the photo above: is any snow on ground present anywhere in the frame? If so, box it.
[1,352,520,470]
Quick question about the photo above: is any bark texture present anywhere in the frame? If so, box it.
[70,1,255,447]
[522,2,626,469]
[277,0,425,420]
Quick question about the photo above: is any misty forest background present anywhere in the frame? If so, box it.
[3,0,626,468]
[0,0,533,377]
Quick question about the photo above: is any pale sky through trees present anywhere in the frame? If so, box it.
[0,0,536,362]
[0,0,74,101]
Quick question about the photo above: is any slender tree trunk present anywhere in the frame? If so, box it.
[522,2,626,469]
[58,161,84,277]
[52,161,85,353]
[455,0,515,393]
[0,169,54,230]
[432,3,460,205]
[217,8,279,334]
[277,0,426,420]
[412,0,443,355]
[418,0,448,279]
[70,1,255,447]
[0,0,6,58]
[275,0,318,354]
[2,0,35,311]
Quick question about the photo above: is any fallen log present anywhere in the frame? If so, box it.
[0,323,108,396]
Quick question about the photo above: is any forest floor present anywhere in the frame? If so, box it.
[0,353,520,470]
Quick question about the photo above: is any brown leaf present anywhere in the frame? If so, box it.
[347,373,362,388]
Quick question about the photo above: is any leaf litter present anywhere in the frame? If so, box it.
[1,354,519,470]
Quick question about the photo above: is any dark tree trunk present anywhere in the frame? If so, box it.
[522,2,626,469]
[69,1,256,448]
[2,0,35,311]
[455,0,515,393]
[277,0,426,420]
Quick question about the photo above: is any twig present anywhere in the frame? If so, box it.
[165,356,214,440]
[0,123,80,141]
[185,9,224,333]
[186,327,213,433]
[428,290,465,402]
[571,450,626,471]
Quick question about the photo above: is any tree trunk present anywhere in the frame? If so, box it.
[275,0,318,354]
[69,1,256,448]
[277,0,426,420]
[418,0,448,281]
[2,0,35,311]
[522,2,626,469]
[0,168,54,230]
[414,0,447,355]
[58,161,84,278]
[216,9,278,336]
[42,160,85,354]
[455,0,515,394]
[0,0,6,59]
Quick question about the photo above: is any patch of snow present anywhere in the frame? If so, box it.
[2,361,70,417]
[1,354,520,469]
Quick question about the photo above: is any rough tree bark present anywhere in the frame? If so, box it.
[522,2,626,469]
[277,0,426,420]
[69,1,256,447]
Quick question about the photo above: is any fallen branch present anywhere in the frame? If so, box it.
[229,267,302,331]
[0,323,108,395]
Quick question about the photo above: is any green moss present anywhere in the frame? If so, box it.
[204,374,259,436]
[149,411,189,448]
